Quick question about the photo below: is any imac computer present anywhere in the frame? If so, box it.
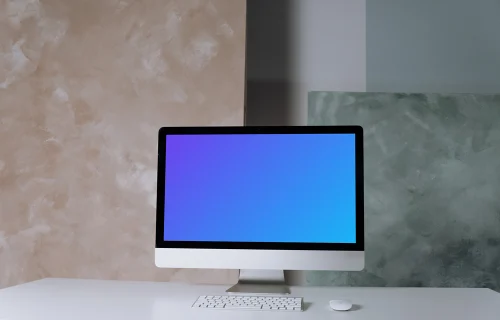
[155,126,364,296]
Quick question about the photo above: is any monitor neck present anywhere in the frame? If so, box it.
[226,270,290,295]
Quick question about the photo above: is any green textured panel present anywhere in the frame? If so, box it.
[308,92,500,290]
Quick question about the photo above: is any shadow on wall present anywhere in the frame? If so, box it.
[245,0,296,126]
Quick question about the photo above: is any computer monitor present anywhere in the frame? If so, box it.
[155,126,364,294]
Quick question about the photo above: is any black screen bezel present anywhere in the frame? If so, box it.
[156,126,364,251]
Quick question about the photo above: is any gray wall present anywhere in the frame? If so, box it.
[308,91,500,290]
[245,0,366,126]
[245,0,500,126]
[367,0,500,93]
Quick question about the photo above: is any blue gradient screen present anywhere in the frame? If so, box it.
[164,133,356,244]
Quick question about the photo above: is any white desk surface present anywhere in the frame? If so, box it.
[0,278,499,320]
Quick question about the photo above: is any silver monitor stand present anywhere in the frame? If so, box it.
[226,270,290,295]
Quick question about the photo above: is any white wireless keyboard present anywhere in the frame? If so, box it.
[193,295,304,311]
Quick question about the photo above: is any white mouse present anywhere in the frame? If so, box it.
[329,300,353,311]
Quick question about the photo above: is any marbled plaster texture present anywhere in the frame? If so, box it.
[0,0,246,288]
[308,92,500,291]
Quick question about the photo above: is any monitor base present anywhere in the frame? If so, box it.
[226,269,290,295]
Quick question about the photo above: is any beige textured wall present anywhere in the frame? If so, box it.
[0,0,245,288]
